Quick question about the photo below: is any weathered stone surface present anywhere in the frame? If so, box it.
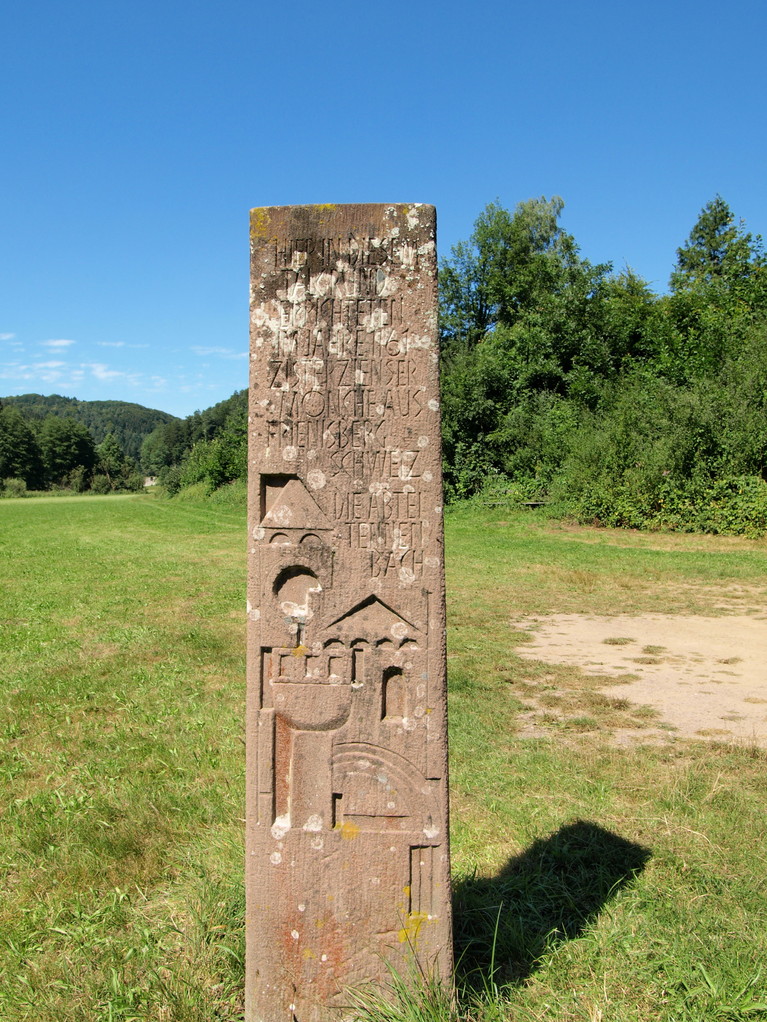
[246,204,452,1022]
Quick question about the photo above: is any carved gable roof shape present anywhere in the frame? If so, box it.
[261,478,333,531]
[326,595,417,639]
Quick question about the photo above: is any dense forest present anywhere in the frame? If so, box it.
[438,195,767,534]
[0,394,176,462]
[140,389,248,493]
[3,195,766,534]
[146,194,767,535]
[0,407,149,495]
[0,395,179,495]
[0,389,247,497]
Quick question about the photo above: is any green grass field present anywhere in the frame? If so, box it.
[2,494,766,1021]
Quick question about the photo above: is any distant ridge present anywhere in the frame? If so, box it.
[0,393,178,462]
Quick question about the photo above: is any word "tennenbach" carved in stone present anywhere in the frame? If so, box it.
[246,204,452,1022]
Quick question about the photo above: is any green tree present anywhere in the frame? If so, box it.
[438,235,495,351]
[140,390,248,476]
[141,418,192,473]
[179,405,247,492]
[438,198,615,494]
[666,198,767,379]
[439,198,609,350]
[0,394,177,461]
[0,406,44,487]
[439,198,612,394]
[595,270,662,365]
[96,432,138,490]
[39,416,97,486]
[670,195,766,293]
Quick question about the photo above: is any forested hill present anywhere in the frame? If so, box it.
[0,390,244,495]
[0,394,178,462]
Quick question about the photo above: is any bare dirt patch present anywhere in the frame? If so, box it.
[514,613,767,746]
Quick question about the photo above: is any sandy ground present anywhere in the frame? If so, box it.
[514,613,767,746]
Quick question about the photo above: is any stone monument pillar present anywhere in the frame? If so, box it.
[246,204,452,1022]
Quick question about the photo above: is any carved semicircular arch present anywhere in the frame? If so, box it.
[273,565,320,599]
[273,566,322,625]
[331,742,439,835]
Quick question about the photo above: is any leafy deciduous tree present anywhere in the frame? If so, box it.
[0,406,44,487]
[39,416,97,486]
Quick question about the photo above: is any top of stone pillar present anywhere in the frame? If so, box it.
[250,202,435,241]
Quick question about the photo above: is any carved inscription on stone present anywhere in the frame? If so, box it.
[246,205,451,1022]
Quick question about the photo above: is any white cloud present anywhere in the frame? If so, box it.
[0,333,15,341]
[191,345,248,359]
[3,360,68,384]
[97,340,149,349]
[42,339,76,349]
[82,361,124,381]
[80,362,143,387]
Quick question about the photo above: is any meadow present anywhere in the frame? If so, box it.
[1,492,767,1021]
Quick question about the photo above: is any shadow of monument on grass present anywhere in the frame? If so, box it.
[452,820,651,990]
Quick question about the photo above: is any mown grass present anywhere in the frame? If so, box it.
[0,493,246,1020]
[2,494,767,1020]
[442,503,767,1022]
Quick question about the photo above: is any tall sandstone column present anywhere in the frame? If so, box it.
[246,204,452,1022]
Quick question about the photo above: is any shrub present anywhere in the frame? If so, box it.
[159,464,182,496]
[122,471,146,493]
[90,474,111,495]
[1,477,27,498]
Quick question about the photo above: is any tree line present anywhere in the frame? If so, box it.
[0,389,248,497]
[0,408,145,495]
[140,389,248,494]
[0,394,175,462]
[4,194,766,533]
[439,195,767,534]
[153,194,767,535]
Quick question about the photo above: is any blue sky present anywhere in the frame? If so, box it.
[2,0,766,419]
